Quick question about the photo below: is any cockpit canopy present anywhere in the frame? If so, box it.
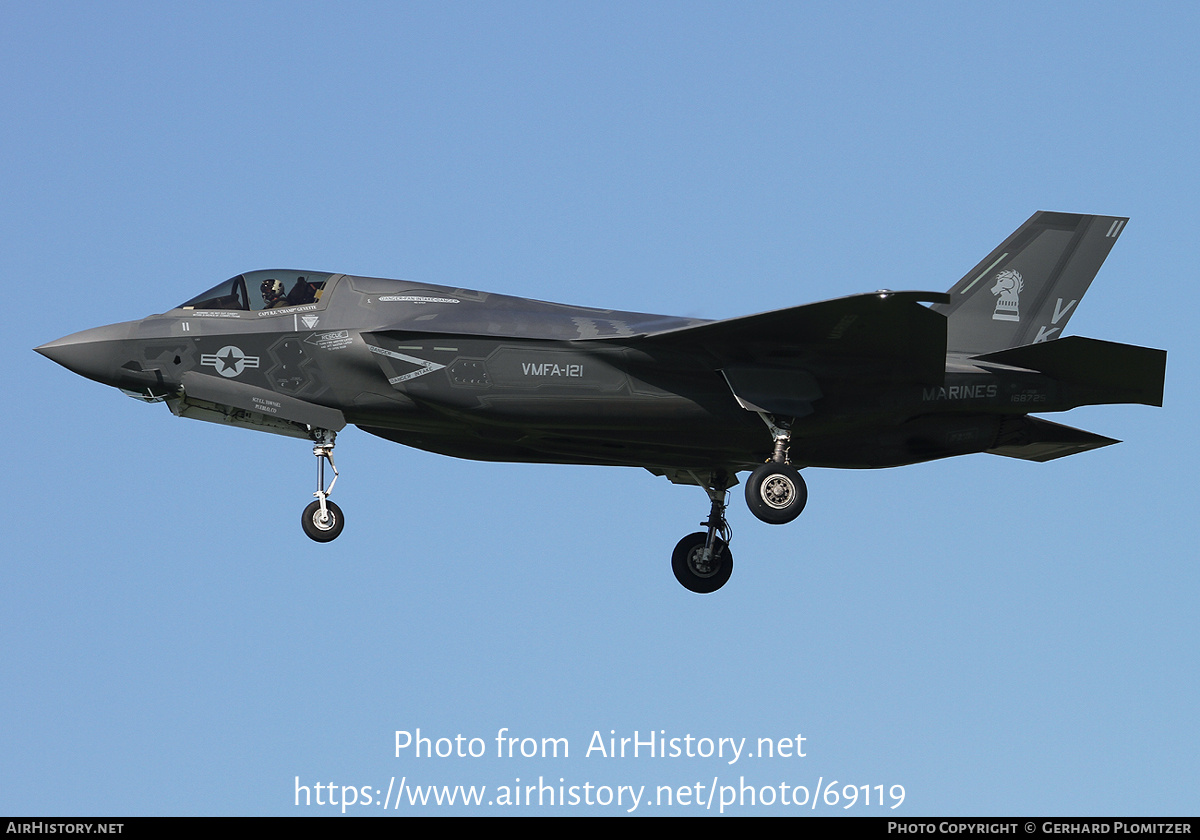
[179,270,335,312]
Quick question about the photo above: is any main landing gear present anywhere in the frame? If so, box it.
[672,473,734,594]
[668,418,809,593]
[745,416,807,525]
[301,428,344,542]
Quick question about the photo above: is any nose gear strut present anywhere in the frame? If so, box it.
[301,428,344,542]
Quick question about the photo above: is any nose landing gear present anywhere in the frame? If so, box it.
[301,428,344,542]
[302,498,344,542]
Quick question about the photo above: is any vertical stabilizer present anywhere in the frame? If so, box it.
[932,212,1127,354]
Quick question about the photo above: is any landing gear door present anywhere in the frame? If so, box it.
[172,370,346,439]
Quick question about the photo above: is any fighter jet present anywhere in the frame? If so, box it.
[37,212,1165,592]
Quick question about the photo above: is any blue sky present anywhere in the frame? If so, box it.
[2,2,1196,816]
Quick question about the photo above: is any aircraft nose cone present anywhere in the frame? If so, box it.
[35,323,135,387]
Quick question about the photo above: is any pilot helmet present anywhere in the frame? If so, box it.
[261,278,285,305]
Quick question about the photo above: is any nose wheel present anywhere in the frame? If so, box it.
[302,498,344,542]
[302,428,344,542]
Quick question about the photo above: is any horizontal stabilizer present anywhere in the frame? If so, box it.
[987,416,1118,462]
[645,291,950,384]
[974,336,1166,407]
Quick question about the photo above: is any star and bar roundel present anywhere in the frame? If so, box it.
[200,345,261,378]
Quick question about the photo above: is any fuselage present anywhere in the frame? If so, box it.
[34,212,1167,590]
[36,269,1106,474]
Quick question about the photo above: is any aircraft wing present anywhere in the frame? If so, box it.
[621,291,949,418]
[636,290,950,382]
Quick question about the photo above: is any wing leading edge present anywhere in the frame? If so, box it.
[636,290,950,383]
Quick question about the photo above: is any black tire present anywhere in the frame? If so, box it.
[302,499,344,542]
[745,463,807,524]
[671,532,733,593]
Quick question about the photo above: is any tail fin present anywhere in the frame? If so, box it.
[932,212,1128,354]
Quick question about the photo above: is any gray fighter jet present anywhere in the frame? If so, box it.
[37,212,1165,592]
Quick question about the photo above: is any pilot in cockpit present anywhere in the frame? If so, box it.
[261,278,288,309]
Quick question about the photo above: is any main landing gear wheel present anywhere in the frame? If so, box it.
[746,462,807,524]
[671,471,735,593]
[302,499,344,542]
[672,532,733,594]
